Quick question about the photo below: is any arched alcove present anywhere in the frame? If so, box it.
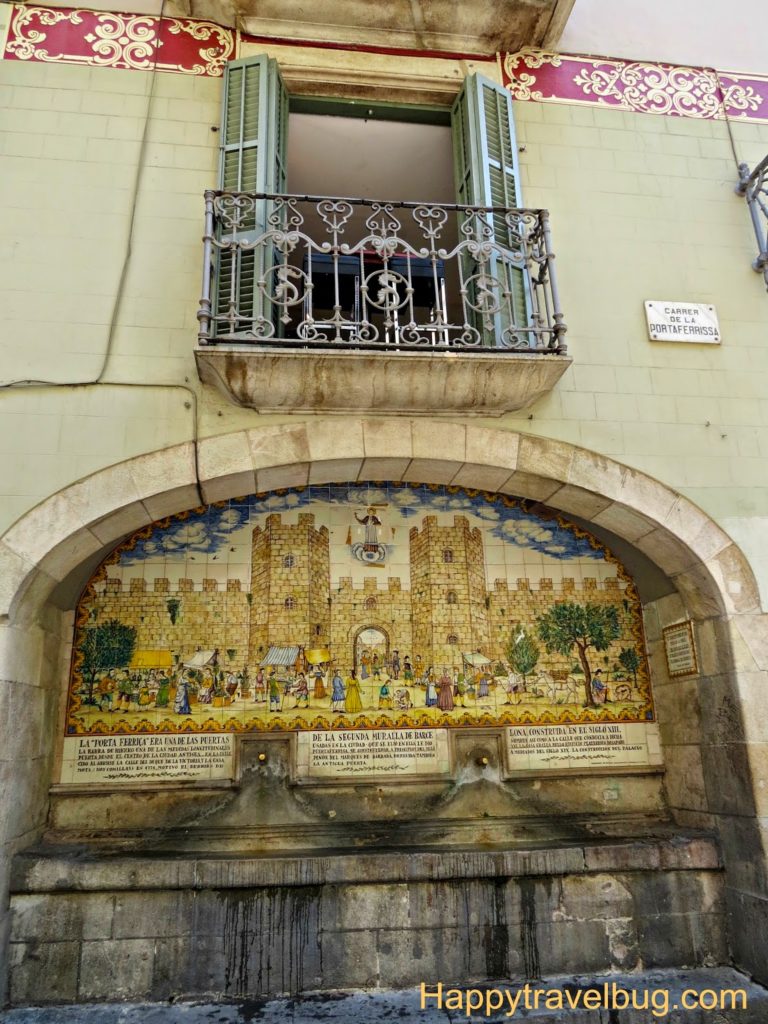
[1,420,767,1001]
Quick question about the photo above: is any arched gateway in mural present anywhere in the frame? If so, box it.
[61,482,660,783]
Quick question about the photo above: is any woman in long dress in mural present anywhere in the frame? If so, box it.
[345,671,363,714]
[425,675,438,708]
[174,675,191,715]
[313,666,327,700]
[437,670,454,712]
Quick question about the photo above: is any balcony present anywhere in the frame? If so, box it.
[195,191,571,416]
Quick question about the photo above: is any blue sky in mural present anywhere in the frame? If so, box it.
[120,484,602,564]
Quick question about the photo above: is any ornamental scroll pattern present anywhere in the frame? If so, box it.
[3,5,234,76]
[503,50,768,124]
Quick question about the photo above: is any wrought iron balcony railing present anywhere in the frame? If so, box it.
[737,157,768,290]
[197,191,567,354]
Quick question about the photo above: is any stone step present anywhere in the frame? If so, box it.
[0,969,766,1023]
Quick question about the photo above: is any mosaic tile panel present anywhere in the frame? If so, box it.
[65,483,655,737]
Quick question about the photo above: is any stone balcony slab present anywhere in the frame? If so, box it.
[195,347,572,416]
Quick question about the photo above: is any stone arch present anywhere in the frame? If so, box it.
[1,418,767,984]
[0,421,758,624]
[351,623,390,675]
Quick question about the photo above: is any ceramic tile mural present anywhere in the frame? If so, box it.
[66,483,654,737]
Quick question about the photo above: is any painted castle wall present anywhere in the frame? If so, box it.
[93,511,635,683]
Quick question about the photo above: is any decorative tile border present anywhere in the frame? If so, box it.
[2,4,767,125]
[502,49,768,124]
[2,5,234,75]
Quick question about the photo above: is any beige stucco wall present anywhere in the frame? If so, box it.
[561,0,768,76]
[1,4,767,595]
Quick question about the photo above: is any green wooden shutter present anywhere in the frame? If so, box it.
[451,73,528,346]
[215,55,288,338]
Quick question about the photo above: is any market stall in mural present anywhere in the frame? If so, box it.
[66,483,654,743]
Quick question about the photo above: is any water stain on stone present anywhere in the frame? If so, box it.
[219,885,322,998]
[518,878,540,981]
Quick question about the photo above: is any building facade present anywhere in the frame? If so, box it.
[1,0,768,1009]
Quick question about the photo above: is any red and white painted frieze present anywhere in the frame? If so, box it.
[2,4,234,75]
[502,49,768,123]
[2,4,767,123]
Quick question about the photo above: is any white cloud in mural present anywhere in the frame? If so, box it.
[219,509,243,527]
[498,520,557,546]
[254,492,303,513]
[344,487,389,507]
[429,493,500,520]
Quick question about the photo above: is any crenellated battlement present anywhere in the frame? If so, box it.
[101,576,245,594]
[491,576,621,594]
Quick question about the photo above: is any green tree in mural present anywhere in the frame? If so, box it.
[80,619,137,705]
[505,626,539,690]
[618,646,641,684]
[536,602,620,707]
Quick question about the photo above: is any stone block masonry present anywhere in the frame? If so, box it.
[7,837,727,1003]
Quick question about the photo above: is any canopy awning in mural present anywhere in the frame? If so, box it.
[183,650,217,669]
[462,652,492,667]
[130,649,173,670]
[261,645,301,668]
[305,648,331,665]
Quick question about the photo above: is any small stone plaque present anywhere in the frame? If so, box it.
[663,621,698,678]
[644,301,720,343]
[296,729,450,778]
[60,734,234,784]
[506,722,662,772]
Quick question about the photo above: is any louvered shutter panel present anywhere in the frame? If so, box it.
[215,55,287,338]
[451,73,528,346]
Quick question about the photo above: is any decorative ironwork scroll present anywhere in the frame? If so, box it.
[198,191,567,353]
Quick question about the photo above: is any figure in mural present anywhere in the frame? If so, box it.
[225,671,238,699]
[437,670,455,712]
[282,677,294,710]
[254,667,266,703]
[352,506,386,564]
[313,666,327,700]
[295,672,309,708]
[198,674,214,705]
[455,674,468,707]
[591,669,608,704]
[345,671,363,714]
[391,650,401,680]
[378,680,392,710]
[504,671,522,705]
[425,675,438,708]
[403,656,413,682]
[268,673,281,712]
[394,687,413,710]
[331,669,345,712]
[174,676,191,715]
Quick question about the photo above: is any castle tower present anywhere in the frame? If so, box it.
[409,515,489,672]
[247,512,331,666]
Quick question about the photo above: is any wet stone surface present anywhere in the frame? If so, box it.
[1,969,768,1023]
